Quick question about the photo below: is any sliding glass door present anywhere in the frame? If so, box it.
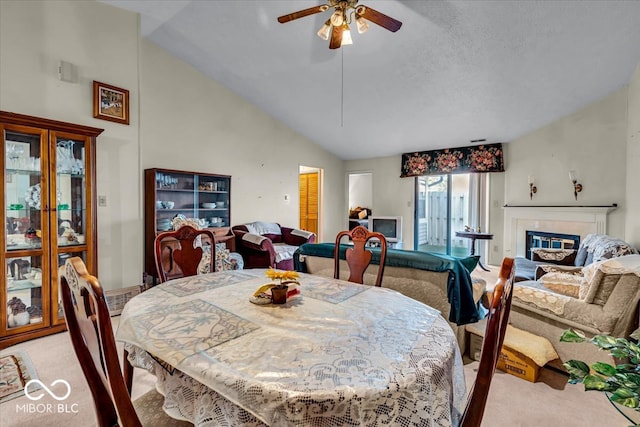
[415,174,486,257]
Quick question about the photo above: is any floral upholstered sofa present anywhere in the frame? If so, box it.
[510,254,640,366]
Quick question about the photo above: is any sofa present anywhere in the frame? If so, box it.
[510,254,640,367]
[232,221,316,270]
[514,233,638,282]
[294,243,486,350]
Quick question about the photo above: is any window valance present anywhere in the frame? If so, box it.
[400,143,504,177]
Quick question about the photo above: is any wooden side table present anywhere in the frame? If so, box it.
[455,231,494,271]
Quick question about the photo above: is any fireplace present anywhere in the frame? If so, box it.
[503,205,617,258]
[525,230,580,260]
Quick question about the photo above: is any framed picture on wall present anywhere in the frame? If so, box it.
[92,81,129,125]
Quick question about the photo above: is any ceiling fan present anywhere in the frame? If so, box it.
[277,0,402,49]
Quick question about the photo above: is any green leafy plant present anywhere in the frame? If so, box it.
[560,329,640,424]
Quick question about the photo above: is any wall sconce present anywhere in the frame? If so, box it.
[569,170,582,200]
[528,175,537,200]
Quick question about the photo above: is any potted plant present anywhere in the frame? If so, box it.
[560,329,640,425]
[265,268,300,304]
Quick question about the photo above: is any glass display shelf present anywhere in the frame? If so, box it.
[56,172,85,178]
[58,241,87,247]
[6,168,42,176]
[6,242,43,250]
[156,188,195,193]
[7,279,41,292]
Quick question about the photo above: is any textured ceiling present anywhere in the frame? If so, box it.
[102,0,640,160]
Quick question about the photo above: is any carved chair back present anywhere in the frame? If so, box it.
[334,225,388,287]
[461,257,515,427]
[154,225,216,283]
[60,257,141,427]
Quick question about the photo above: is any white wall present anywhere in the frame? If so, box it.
[139,40,345,249]
[351,88,631,263]
[497,88,628,242]
[348,173,372,209]
[344,157,414,248]
[0,0,141,289]
[1,1,345,290]
[626,64,640,248]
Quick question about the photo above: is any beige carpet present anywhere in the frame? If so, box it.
[0,266,631,426]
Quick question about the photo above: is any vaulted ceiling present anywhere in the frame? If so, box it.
[102,1,640,160]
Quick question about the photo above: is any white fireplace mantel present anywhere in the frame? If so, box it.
[503,205,617,258]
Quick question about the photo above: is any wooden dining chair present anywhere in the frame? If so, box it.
[460,257,515,427]
[334,225,388,287]
[60,257,191,427]
[154,225,216,283]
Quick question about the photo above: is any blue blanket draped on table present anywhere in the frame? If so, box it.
[294,243,481,325]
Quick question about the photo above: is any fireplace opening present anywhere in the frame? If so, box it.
[525,230,581,260]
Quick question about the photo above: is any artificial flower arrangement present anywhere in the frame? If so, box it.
[251,268,301,305]
[265,267,300,288]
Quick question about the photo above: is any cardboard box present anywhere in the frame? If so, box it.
[467,331,541,383]
[497,345,540,382]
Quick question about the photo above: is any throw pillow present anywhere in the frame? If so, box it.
[579,262,601,302]
[535,264,583,281]
[532,248,577,265]
[539,272,581,298]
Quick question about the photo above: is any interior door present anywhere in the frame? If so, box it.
[299,172,318,235]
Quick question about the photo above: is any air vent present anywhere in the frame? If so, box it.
[470,139,487,143]
[105,286,142,316]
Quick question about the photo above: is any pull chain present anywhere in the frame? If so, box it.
[341,48,344,127]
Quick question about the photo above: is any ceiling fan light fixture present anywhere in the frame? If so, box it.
[278,1,402,49]
[317,20,331,40]
[330,10,344,27]
[355,15,369,34]
[341,23,353,46]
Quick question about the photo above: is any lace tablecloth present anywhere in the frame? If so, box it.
[117,269,466,426]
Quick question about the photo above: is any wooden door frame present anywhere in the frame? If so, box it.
[299,166,322,241]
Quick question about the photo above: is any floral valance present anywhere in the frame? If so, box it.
[400,143,504,177]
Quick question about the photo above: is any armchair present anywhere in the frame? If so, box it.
[232,221,316,270]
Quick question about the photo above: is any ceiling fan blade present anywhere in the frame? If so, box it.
[277,5,329,23]
[358,5,402,32]
[329,24,343,49]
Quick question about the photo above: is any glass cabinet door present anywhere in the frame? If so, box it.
[51,133,91,325]
[54,136,88,248]
[3,126,50,332]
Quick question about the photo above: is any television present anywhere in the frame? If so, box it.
[368,216,402,243]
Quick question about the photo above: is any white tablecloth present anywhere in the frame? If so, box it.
[117,269,466,426]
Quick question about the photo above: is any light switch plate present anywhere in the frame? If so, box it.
[98,195,107,207]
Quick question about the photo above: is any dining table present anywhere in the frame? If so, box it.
[116,269,467,426]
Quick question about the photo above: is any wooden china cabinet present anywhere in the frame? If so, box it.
[144,168,233,283]
[1,111,102,349]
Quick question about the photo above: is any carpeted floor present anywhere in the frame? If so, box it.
[0,264,632,426]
